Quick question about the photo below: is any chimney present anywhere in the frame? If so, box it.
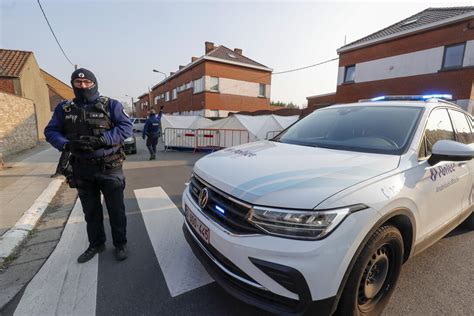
[179,65,185,70]
[234,48,242,55]
[191,56,198,62]
[205,41,215,54]
[170,72,175,76]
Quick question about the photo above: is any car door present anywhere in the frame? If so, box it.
[415,108,470,239]
[448,109,474,211]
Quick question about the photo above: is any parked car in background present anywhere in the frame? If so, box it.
[182,95,474,315]
[131,118,146,132]
[124,135,137,154]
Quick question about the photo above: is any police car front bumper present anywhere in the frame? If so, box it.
[181,186,380,315]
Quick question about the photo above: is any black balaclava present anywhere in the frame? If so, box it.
[71,68,99,103]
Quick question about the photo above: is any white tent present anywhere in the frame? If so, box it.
[163,114,299,150]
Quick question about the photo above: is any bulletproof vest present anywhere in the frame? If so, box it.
[62,97,114,141]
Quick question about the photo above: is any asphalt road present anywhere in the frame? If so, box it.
[5,134,474,315]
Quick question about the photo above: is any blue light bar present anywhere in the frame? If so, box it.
[371,96,385,101]
[215,205,225,215]
[368,94,453,102]
[421,94,452,100]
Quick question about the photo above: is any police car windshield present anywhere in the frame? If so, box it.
[277,106,423,155]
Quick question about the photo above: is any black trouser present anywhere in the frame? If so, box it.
[73,162,127,248]
[146,135,159,156]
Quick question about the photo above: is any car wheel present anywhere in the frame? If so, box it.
[462,212,474,230]
[336,225,403,316]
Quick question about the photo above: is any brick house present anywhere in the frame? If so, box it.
[40,69,74,111]
[136,92,151,118]
[334,7,474,112]
[0,49,51,140]
[143,42,274,118]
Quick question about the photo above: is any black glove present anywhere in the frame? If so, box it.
[69,139,95,153]
[80,136,108,150]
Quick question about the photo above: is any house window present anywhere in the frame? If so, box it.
[165,91,170,102]
[259,83,266,97]
[210,77,219,91]
[344,65,355,83]
[442,43,465,69]
[193,77,204,93]
[161,93,164,99]
[209,110,219,117]
[154,96,159,105]
[186,81,193,89]
[172,88,177,100]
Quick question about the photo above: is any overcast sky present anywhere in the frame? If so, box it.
[1,0,472,108]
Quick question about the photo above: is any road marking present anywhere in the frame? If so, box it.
[14,198,98,316]
[135,186,212,297]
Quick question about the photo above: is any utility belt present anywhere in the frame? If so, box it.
[73,148,126,170]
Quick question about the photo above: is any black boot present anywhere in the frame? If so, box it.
[77,244,105,263]
[151,154,156,160]
[115,245,128,261]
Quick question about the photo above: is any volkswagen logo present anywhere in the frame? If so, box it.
[198,188,209,209]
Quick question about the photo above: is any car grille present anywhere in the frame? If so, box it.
[189,175,260,235]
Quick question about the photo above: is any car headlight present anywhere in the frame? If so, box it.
[247,204,367,240]
[124,137,134,144]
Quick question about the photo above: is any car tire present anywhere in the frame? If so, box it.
[462,212,474,230]
[335,225,404,316]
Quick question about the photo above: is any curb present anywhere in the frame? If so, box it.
[0,178,64,261]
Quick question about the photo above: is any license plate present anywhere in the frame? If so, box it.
[186,205,210,244]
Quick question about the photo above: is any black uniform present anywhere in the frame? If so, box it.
[44,68,133,262]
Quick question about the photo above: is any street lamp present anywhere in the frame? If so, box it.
[152,69,167,79]
[125,94,135,117]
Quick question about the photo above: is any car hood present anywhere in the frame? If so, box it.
[193,141,400,209]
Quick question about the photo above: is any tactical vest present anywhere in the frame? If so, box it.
[62,97,113,141]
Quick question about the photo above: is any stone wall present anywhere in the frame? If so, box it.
[0,92,38,157]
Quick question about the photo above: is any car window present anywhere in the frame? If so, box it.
[422,108,455,157]
[448,109,473,145]
[277,106,423,155]
[139,119,147,124]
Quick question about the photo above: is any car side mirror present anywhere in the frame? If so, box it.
[428,140,474,165]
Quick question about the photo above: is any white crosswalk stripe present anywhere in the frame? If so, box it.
[135,186,213,297]
[13,187,213,315]
[14,198,98,316]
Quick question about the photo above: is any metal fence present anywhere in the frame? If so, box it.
[164,128,250,151]
[265,130,282,140]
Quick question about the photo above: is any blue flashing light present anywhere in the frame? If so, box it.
[371,96,386,101]
[215,205,226,215]
[421,94,452,100]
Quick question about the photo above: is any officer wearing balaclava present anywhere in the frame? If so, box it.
[45,68,133,263]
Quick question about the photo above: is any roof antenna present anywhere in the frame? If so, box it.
[344,35,347,45]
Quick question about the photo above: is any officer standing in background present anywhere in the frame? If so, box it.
[44,68,133,263]
[142,106,163,160]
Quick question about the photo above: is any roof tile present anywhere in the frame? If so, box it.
[0,49,32,77]
[341,7,474,49]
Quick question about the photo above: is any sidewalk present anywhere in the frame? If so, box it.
[0,144,63,260]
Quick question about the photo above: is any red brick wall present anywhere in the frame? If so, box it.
[0,78,15,94]
[335,68,474,103]
[205,61,271,84]
[339,19,474,67]
[307,93,336,107]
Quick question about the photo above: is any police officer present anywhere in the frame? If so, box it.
[44,68,133,263]
[142,106,163,160]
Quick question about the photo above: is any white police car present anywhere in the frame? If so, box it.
[182,95,474,315]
